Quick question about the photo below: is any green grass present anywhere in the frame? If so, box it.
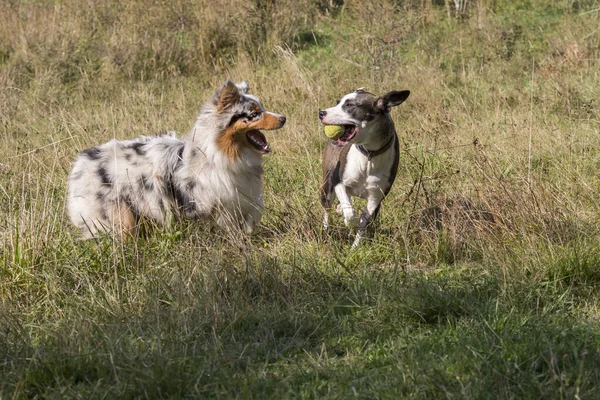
[2,0,600,398]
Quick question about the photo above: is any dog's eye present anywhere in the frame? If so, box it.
[345,100,354,107]
[230,113,244,125]
[248,112,260,120]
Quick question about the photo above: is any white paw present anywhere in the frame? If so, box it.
[244,217,255,235]
[351,231,363,248]
[344,212,359,228]
[322,214,329,231]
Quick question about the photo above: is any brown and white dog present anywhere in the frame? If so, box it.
[319,88,410,247]
[67,80,286,238]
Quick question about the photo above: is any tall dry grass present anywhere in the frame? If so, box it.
[0,0,599,262]
[0,0,323,84]
[2,1,600,397]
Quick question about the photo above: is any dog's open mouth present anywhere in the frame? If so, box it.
[333,125,358,146]
[246,130,271,154]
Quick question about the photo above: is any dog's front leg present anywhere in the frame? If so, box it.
[243,199,264,235]
[352,197,382,248]
[243,214,256,234]
[334,184,359,228]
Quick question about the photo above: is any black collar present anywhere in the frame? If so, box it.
[356,135,395,160]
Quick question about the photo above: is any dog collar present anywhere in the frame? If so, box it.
[356,135,395,160]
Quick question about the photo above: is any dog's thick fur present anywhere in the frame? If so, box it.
[67,80,286,238]
[319,88,410,247]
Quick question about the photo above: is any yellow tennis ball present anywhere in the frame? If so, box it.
[324,125,344,139]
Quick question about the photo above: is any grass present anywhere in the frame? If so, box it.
[2,0,600,398]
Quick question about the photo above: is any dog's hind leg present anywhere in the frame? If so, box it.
[107,200,137,239]
[322,213,330,231]
[320,182,335,231]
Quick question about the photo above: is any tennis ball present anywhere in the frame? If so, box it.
[323,125,344,139]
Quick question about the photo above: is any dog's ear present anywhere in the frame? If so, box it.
[217,80,241,113]
[374,90,410,113]
[236,81,250,95]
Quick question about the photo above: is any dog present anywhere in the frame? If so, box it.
[319,88,410,247]
[67,80,286,238]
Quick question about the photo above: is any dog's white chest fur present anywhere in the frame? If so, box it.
[342,145,395,198]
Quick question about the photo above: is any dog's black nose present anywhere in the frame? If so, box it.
[318,110,326,120]
[279,116,286,125]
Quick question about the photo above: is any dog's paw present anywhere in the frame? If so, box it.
[351,231,364,248]
[344,212,359,228]
[243,216,255,235]
[348,215,360,228]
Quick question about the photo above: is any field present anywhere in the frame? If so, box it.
[2,0,600,398]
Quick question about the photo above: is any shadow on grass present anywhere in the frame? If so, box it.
[2,243,600,398]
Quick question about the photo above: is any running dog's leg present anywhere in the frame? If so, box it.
[334,184,358,228]
[322,212,330,231]
[320,179,336,232]
[352,196,382,248]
